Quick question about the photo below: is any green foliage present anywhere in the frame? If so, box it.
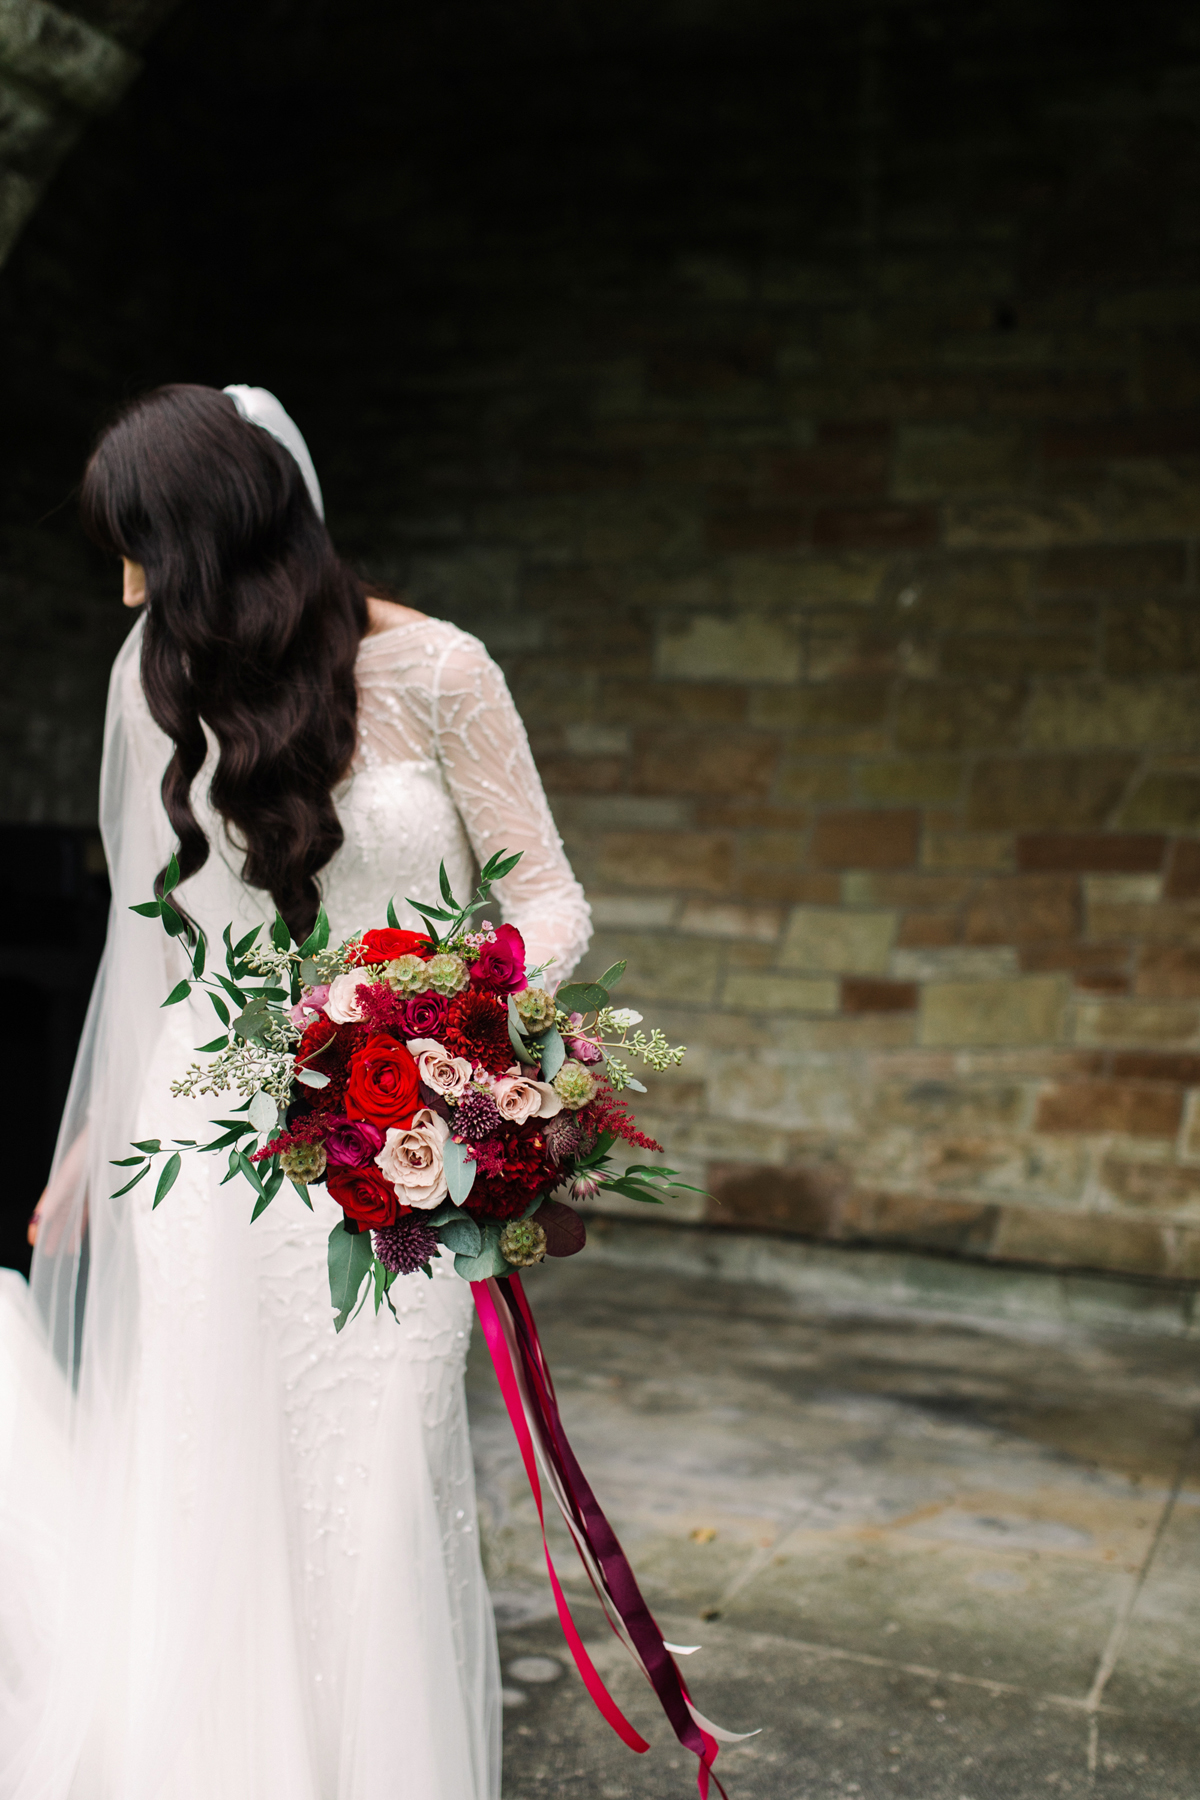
[555,981,610,1014]
[152,1152,181,1209]
[539,1025,566,1081]
[439,1213,482,1257]
[297,906,330,959]
[453,1221,514,1282]
[328,1222,375,1332]
[442,1137,478,1205]
[506,994,539,1065]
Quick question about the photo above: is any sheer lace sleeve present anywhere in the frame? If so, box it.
[430,630,592,985]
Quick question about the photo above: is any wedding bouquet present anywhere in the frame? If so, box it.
[117,849,702,1328]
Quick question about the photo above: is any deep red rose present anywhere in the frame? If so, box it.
[349,928,435,967]
[343,1035,421,1128]
[326,1167,403,1229]
[470,923,526,995]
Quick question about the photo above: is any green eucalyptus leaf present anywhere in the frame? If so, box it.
[299,958,321,987]
[131,1139,162,1154]
[539,1026,566,1081]
[162,979,192,1007]
[247,1090,277,1135]
[160,902,186,938]
[506,994,539,1065]
[152,1152,182,1209]
[421,1200,463,1228]
[233,925,261,957]
[271,911,292,952]
[328,1222,375,1331]
[130,899,162,918]
[191,934,206,979]
[554,981,609,1014]
[453,1223,512,1282]
[595,960,627,990]
[439,1214,482,1257]
[442,1137,477,1206]
[623,1075,647,1094]
[232,997,274,1044]
[110,1155,146,1167]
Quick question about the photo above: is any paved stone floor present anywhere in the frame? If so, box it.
[465,1259,1200,1800]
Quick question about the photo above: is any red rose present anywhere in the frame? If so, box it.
[343,1035,421,1128]
[349,928,435,967]
[326,1167,402,1229]
[470,922,527,995]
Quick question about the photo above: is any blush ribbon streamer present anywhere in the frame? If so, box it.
[472,1274,756,1796]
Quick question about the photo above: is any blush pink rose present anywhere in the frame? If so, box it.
[325,971,373,1024]
[410,1045,473,1100]
[374,1107,450,1210]
[492,1068,563,1124]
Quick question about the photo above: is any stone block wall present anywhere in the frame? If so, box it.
[2,0,1199,1278]
[393,362,1200,1283]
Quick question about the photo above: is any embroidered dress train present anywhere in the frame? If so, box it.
[0,614,591,1800]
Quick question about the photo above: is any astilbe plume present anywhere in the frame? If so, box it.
[356,981,410,1034]
[453,1089,503,1141]
[444,990,512,1077]
[585,1082,663,1153]
[373,1218,440,1274]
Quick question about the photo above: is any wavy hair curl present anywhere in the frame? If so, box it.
[81,383,367,941]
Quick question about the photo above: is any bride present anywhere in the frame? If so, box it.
[0,384,591,1800]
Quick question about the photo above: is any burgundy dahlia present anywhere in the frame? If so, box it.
[373,1218,440,1275]
[444,989,512,1076]
[453,1089,503,1141]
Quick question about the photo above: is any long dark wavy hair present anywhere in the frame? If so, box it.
[81,383,368,941]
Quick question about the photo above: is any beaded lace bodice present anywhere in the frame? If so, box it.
[323,617,590,981]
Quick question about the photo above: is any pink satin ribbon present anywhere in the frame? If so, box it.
[472,1276,733,1796]
[471,1279,650,1754]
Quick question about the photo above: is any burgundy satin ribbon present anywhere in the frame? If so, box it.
[472,1275,730,1798]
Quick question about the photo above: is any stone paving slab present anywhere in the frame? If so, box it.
[466,1259,1200,1799]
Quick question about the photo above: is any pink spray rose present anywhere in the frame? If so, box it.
[289,984,330,1027]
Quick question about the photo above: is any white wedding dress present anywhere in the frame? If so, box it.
[0,615,592,1800]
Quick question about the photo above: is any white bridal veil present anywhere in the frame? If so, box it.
[0,390,417,1800]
